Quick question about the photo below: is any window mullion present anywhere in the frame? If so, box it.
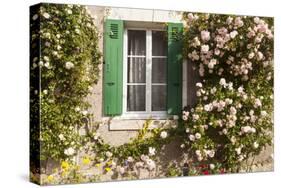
[146,30,152,113]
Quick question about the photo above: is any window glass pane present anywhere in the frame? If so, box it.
[152,31,167,56]
[152,58,166,83]
[127,57,146,83]
[152,85,166,111]
[127,85,146,111]
[128,30,146,56]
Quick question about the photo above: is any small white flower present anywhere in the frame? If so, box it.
[257,51,264,60]
[146,159,156,171]
[254,98,262,108]
[248,52,255,59]
[201,45,209,54]
[189,134,195,141]
[160,131,168,139]
[39,61,44,66]
[43,90,48,95]
[32,14,38,20]
[81,110,88,116]
[173,115,179,120]
[94,132,100,140]
[253,142,259,149]
[58,134,65,141]
[64,147,75,156]
[180,144,185,148]
[230,30,238,39]
[127,156,134,162]
[148,147,156,156]
[185,128,190,133]
[75,28,80,34]
[106,151,113,158]
[182,114,188,121]
[43,12,50,19]
[261,110,267,117]
[219,78,227,87]
[75,107,81,112]
[66,9,72,14]
[230,106,237,115]
[230,136,236,144]
[210,164,215,170]
[195,133,201,139]
[195,150,201,156]
[201,30,210,41]
[65,61,74,69]
[235,147,241,155]
[196,82,203,87]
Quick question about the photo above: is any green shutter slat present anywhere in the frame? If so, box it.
[104,19,124,115]
[167,23,183,115]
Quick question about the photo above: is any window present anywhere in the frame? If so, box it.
[123,28,168,118]
[104,19,183,118]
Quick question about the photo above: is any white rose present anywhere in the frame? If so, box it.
[254,98,262,108]
[42,89,48,95]
[160,131,168,139]
[75,107,81,112]
[32,14,38,20]
[146,159,156,171]
[195,133,201,139]
[66,9,72,14]
[64,147,75,156]
[253,142,259,149]
[196,82,203,87]
[208,150,215,158]
[210,164,215,170]
[106,151,113,158]
[58,134,65,141]
[230,30,238,38]
[81,110,88,116]
[230,106,237,115]
[65,61,74,69]
[208,59,216,69]
[43,12,50,19]
[219,78,227,87]
[235,147,241,155]
[261,110,267,117]
[189,134,195,141]
[248,52,255,59]
[201,45,209,54]
[201,30,210,41]
[148,147,156,156]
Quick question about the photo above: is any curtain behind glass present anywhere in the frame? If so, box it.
[127,30,146,111]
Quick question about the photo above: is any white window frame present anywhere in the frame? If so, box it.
[121,27,168,119]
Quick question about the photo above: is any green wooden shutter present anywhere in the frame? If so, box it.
[167,23,183,115]
[104,19,124,116]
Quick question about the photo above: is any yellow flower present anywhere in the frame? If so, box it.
[82,157,91,165]
[61,161,70,170]
[95,163,101,167]
[105,167,111,172]
[47,175,54,182]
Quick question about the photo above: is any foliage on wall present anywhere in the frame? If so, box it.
[182,13,274,171]
[30,4,101,161]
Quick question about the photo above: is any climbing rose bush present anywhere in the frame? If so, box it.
[30,4,101,161]
[182,13,273,171]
